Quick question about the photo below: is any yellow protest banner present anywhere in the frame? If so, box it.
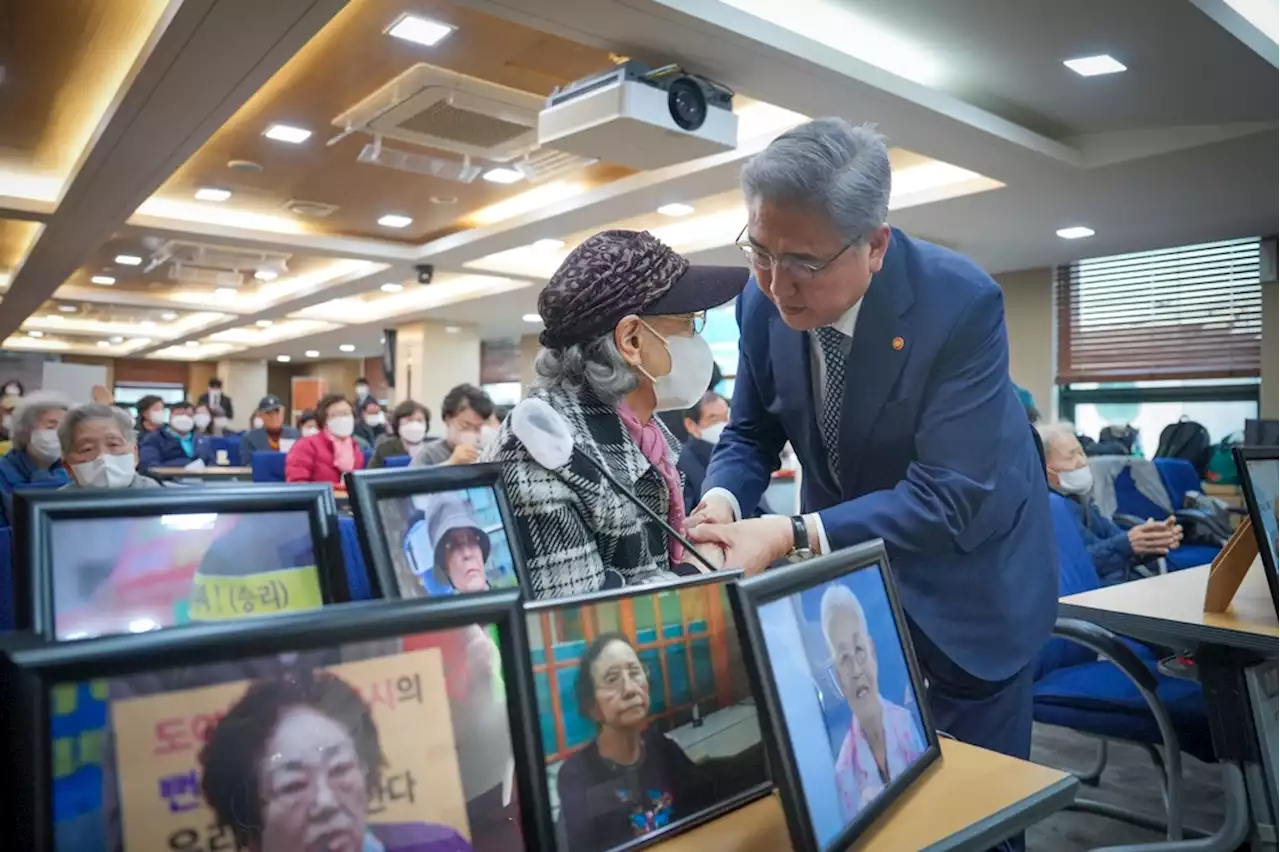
[187,565,324,621]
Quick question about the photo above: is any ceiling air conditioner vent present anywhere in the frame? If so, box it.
[357,143,483,182]
[283,199,339,218]
[332,64,544,163]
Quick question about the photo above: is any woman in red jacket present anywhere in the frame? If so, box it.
[285,393,366,483]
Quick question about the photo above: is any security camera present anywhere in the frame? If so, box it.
[415,264,435,285]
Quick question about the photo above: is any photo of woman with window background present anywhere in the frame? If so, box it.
[527,581,768,852]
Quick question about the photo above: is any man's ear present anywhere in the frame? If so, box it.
[613,316,644,367]
[866,224,892,274]
[683,417,698,437]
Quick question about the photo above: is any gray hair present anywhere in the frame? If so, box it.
[819,582,869,650]
[741,118,891,242]
[58,403,137,458]
[533,332,639,404]
[1035,421,1079,458]
[11,391,70,451]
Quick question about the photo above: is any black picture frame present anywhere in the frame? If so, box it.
[729,540,940,852]
[12,483,349,640]
[0,590,556,852]
[1234,445,1279,609]
[522,569,771,852]
[345,462,530,599]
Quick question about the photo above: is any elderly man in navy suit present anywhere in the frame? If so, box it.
[689,119,1056,838]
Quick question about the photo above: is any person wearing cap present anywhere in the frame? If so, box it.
[239,394,299,464]
[417,493,492,594]
[684,118,1055,800]
[483,229,747,598]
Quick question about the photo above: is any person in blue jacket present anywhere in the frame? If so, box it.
[0,391,71,524]
[138,400,215,471]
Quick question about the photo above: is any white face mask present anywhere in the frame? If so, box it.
[301,425,320,437]
[73,452,136,488]
[479,424,500,450]
[148,409,167,426]
[327,415,355,438]
[213,416,228,431]
[1,414,11,431]
[398,420,427,444]
[193,412,212,429]
[355,385,369,397]
[637,321,715,413]
[364,412,384,427]
[170,414,194,434]
[252,416,265,430]
[699,422,727,445]
[453,427,480,448]
[1057,465,1094,496]
[3,385,20,397]
[30,429,62,460]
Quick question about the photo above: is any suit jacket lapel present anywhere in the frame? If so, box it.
[838,230,916,487]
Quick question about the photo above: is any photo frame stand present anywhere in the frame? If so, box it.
[1204,516,1259,613]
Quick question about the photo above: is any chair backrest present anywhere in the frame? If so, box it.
[337,516,372,601]
[1154,457,1201,509]
[1036,493,1105,677]
[1111,465,1169,520]
[0,525,12,631]
[385,455,411,468]
[250,450,287,483]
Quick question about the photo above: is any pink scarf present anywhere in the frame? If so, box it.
[616,403,685,567]
[328,432,356,474]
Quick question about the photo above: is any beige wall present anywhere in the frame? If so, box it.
[1262,278,1277,419]
[215,359,268,430]
[300,359,362,402]
[519,333,540,397]
[395,321,481,435]
[993,267,1055,419]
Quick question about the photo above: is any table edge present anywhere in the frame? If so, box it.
[921,774,1080,852]
[1059,601,1278,654]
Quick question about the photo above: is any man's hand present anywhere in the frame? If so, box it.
[686,542,727,573]
[447,443,480,466]
[1127,518,1180,556]
[687,493,735,531]
[687,516,792,577]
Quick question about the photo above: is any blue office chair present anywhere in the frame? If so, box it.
[1034,493,1215,842]
[1111,463,1222,573]
[385,455,411,468]
[250,450,287,483]
[337,516,372,601]
[1152,458,1231,570]
[210,434,243,464]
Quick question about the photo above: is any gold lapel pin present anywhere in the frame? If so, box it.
[892,336,905,351]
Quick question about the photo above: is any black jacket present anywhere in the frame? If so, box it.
[678,438,772,517]
[197,391,233,419]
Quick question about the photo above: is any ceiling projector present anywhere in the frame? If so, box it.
[538,60,738,170]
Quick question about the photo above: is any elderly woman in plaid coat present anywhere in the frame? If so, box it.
[482,230,748,599]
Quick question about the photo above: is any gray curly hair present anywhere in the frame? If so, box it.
[533,332,639,404]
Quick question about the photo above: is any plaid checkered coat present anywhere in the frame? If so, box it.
[483,382,682,599]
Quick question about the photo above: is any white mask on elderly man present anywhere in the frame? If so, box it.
[170,414,195,434]
[73,452,136,488]
[698,422,727,445]
[193,412,212,429]
[637,321,715,412]
[252,416,265,430]
[30,429,62,461]
[1057,465,1094,496]
[301,425,320,437]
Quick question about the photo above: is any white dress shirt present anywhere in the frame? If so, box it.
[705,300,863,555]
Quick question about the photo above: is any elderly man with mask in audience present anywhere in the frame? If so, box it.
[0,391,71,522]
[60,403,162,489]
[1037,421,1181,585]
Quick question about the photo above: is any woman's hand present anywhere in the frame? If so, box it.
[687,493,735,531]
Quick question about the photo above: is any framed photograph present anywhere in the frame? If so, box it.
[0,591,556,852]
[522,571,770,852]
[729,540,939,852]
[345,463,529,599]
[1235,446,1279,609]
[12,484,348,641]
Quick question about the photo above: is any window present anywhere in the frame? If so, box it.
[113,382,186,420]
[1055,237,1263,384]
[704,300,739,398]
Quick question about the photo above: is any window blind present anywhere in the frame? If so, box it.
[1055,237,1263,384]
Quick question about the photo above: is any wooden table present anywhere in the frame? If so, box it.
[148,465,254,481]
[655,739,1078,852]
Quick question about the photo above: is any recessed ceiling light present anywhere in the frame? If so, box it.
[214,287,237,296]
[338,344,356,353]
[114,254,142,266]
[522,313,542,323]
[185,340,200,348]
[227,159,264,173]
[1056,226,1096,240]
[27,330,43,338]
[195,187,232,202]
[277,354,292,363]
[657,203,694,217]
[1063,54,1126,77]
[90,275,116,286]
[58,304,77,313]
[108,336,124,344]
[97,340,111,348]
[532,238,565,252]
[380,282,404,293]
[444,325,461,334]
[45,314,63,322]
[429,195,458,205]
[377,213,413,229]
[160,312,178,321]
[380,337,385,344]
[256,319,273,327]
[263,123,312,144]
[386,13,455,47]
[254,270,278,282]
[482,167,523,184]
[305,350,319,358]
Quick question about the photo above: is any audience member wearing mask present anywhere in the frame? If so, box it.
[193,403,216,436]
[1037,421,1182,585]
[139,401,216,472]
[0,379,24,446]
[412,384,494,468]
[354,397,387,449]
[0,391,71,524]
[238,395,299,464]
[198,377,234,419]
[61,403,162,489]
[298,409,319,437]
[286,393,366,484]
[676,391,771,520]
[135,395,167,435]
[354,377,373,408]
[209,405,233,436]
[368,400,431,468]
[485,229,746,596]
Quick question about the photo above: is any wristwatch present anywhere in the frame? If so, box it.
[787,515,814,563]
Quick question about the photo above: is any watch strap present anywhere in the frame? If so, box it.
[789,515,810,553]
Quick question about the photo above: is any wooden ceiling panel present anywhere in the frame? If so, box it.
[0,0,172,179]
[0,218,42,273]
[151,0,635,243]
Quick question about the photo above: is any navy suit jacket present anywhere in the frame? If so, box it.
[139,427,216,471]
[703,228,1057,682]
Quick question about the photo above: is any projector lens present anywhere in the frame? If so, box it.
[667,77,707,131]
